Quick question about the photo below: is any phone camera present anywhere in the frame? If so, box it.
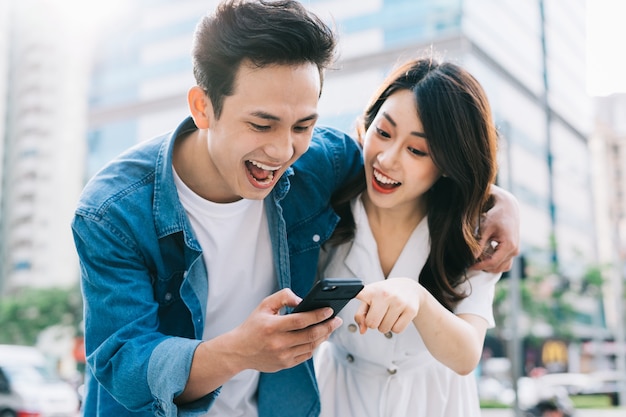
[322,285,338,291]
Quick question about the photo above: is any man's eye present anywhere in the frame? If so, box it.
[250,123,270,131]
[293,125,312,133]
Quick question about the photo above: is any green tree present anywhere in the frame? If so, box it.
[0,285,83,345]
[493,265,572,344]
[491,258,609,344]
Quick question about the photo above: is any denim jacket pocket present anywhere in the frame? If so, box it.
[286,208,339,297]
[287,208,339,255]
[154,270,185,306]
[153,270,195,336]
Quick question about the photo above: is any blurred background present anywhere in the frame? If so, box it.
[0,0,625,415]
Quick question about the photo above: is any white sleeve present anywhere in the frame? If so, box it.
[453,270,502,328]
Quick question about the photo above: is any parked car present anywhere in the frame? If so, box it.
[588,370,623,406]
[521,376,575,417]
[0,344,79,417]
[536,372,595,396]
[537,370,622,406]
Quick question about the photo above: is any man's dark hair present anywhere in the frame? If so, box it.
[192,0,337,118]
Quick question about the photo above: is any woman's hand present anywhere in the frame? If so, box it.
[355,277,490,375]
[354,278,422,334]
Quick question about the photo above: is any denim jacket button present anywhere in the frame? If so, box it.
[312,234,320,242]
[164,292,172,301]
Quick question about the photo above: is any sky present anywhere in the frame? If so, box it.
[586,0,626,96]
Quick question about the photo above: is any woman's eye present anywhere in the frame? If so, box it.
[293,125,311,133]
[376,127,390,138]
[409,147,427,156]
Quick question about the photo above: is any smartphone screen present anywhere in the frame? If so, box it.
[291,278,364,318]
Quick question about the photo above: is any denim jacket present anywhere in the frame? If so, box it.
[71,117,363,417]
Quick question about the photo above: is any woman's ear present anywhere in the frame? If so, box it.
[188,86,213,129]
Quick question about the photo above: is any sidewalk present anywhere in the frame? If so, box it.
[481,408,626,417]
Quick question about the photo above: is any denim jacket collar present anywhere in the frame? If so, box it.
[152,117,293,251]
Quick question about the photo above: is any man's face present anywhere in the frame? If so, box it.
[203,61,320,203]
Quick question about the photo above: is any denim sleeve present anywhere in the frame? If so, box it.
[71,214,216,416]
[149,340,220,417]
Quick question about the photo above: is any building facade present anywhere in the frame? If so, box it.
[83,0,599,332]
[312,0,593,276]
[2,0,606,341]
[87,0,595,268]
[591,93,626,353]
[0,0,90,293]
[0,0,9,262]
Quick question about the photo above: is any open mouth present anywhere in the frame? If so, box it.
[245,160,281,186]
[373,168,401,191]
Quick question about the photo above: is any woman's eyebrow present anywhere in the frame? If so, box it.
[382,111,426,138]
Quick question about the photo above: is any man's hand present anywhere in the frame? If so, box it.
[177,288,341,403]
[471,185,520,273]
[228,288,342,373]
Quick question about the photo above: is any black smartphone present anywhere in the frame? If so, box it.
[292,278,364,318]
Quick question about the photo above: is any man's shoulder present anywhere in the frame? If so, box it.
[298,125,359,164]
[284,125,362,202]
[75,135,167,216]
[310,125,354,147]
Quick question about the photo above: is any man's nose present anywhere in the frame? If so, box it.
[264,131,295,162]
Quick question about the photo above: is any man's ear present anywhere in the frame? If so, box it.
[188,86,213,129]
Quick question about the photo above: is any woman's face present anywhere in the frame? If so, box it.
[362,89,442,213]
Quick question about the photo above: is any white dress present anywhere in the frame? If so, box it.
[314,197,501,417]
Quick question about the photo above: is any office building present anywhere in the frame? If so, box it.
[1,0,618,379]
[87,0,594,273]
[0,0,89,293]
[591,94,626,330]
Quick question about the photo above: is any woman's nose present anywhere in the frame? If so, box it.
[377,144,400,169]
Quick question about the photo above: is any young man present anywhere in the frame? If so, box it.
[71,1,520,416]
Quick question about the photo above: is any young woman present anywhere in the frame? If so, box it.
[315,56,501,417]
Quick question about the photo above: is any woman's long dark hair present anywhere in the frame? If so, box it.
[329,56,498,311]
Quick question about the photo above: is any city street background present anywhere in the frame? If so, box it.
[481,408,625,417]
[1,0,625,415]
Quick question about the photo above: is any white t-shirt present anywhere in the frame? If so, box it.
[174,168,276,417]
